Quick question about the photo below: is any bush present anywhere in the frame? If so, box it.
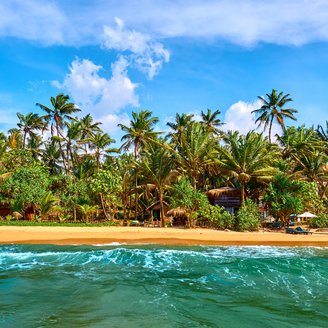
[309,214,328,228]
[197,204,235,229]
[236,199,261,231]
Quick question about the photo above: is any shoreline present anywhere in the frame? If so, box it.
[1,226,328,247]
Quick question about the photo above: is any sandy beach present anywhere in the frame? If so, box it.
[0,226,327,246]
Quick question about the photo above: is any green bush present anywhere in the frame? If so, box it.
[309,214,328,228]
[197,204,235,229]
[236,199,261,231]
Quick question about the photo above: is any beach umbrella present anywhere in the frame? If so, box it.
[298,212,317,218]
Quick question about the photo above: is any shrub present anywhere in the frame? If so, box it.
[309,214,328,229]
[197,204,235,230]
[236,199,261,231]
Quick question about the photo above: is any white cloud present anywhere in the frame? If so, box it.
[52,57,139,114]
[222,100,281,138]
[2,1,328,46]
[98,112,130,137]
[0,0,67,45]
[103,18,170,79]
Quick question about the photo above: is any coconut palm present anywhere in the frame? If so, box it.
[17,112,45,148]
[137,143,175,227]
[26,133,43,160]
[166,113,194,143]
[119,110,161,158]
[219,131,280,204]
[173,122,219,190]
[36,93,81,172]
[252,89,298,143]
[119,110,162,218]
[86,132,117,170]
[42,140,62,175]
[200,108,223,135]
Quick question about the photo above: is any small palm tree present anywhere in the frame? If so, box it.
[252,89,298,143]
[78,204,98,223]
[166,113,194,143]
[39,192,59,220]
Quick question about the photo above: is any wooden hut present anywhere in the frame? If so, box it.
[166,207,188,226]
[206,187,241,214]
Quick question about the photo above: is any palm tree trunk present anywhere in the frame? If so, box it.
[159,189,165,228]
[268,116,274,144]
[23,131,27,149]
[100,192,109,220]
[241,183,245,205]
[56,124,68,173]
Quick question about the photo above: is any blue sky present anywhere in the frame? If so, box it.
[0,0,328,141]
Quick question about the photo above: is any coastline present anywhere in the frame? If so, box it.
[0,226,328,246]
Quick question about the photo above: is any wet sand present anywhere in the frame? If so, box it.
[0,226,327,246]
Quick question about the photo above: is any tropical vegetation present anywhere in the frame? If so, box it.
[0,91,327,230]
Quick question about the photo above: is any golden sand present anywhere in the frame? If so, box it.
[0,226,327,246]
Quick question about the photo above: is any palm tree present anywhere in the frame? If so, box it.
[200,108,223,135]
[119,110,161,158]
[137,143,175,227]
[26,133,43,160]
[78,114,102,154]
[166,113,194,143]
[119,110,161,218]
[87,132,117,170]
[77,204,98,223]
[252,89,298,143]
[173,122,219,190]
[219,131,280,204]
[42,140,62,175]
[36,93,81,172]
[17,112,45,148]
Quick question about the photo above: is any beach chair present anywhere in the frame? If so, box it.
[295,226,313,235]
[285,227,297,234]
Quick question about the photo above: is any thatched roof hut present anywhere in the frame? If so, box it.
[166,207,187,217]
[206,187,241,211]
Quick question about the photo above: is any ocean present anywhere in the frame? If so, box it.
[0,245,327,328]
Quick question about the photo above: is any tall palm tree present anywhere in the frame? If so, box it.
[219,131,280,204]
[118,110,161,218]
[137,143,175,227]
[78,114,102,154]
[252,89,298,143]
[173,122,219,190]
[200,108,223,135]
[87,132,117,170]
[17,112,45,148]
[119,110,161,158]
[36,93,81,172]
[166,113,194,144]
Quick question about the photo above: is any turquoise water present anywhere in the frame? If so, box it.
[0,245,327,328]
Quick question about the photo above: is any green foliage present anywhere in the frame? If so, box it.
[1,166,51,211]
[90,170,122,194]
[39,192,59,218]
[0,149,38,173]
[236,199,261,231]
[197,204,235,229]
[264,174,303,222]
[309,214,328,228]
[294,181,325,213]
[170,177,208,212]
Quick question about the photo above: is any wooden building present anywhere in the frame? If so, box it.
[206,187,242,214]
